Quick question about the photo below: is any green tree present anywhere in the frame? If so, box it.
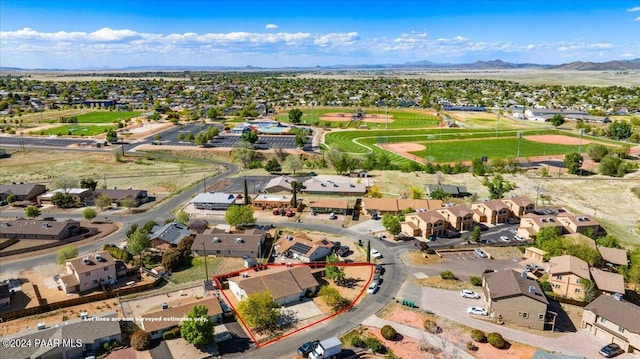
[587,144,610,162]
[56,246,78,264]
[233,142,254,169]
[318,285,348,311]
[224,205,255,228]
[599,155,623,177]
[535,226,561,246]
[82,207,97,222]
[294,130,308,148]
[471,226,481,243]
[142,220,157,232]
[94,193,112,210]
[409,185,425,199]
[80,178,98,191]
[127,228,150,256]
[563,152,584,175]
[120,197,138,213]
[325,254,346,284]
[54,175,78,193]
[381,214,401,237]
[283,154,303,175]
[550,114,565,128]
[175,210,190,226]
[608,120,632,140]
[580,278,597,303]
[288,108,303,124]
[24,205,41,218]
[51,192,77,208]
[429,187,448,200]
[265,158,282,173]
[241,130,258,144]
[6,194,17,203]
[596,234,621,248]
[206,107,222,119]
[483,174,515,199]
[471,158,487,177]
[180,304,214,346]
[106,128,118,143]
[236,291,280,332]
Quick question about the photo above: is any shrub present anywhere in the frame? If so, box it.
[350,335,365,348]
[130,330,151,351]
[540,281,552,292]
[440,270,456,280]
[470,329,486,342]
[162,327,181,340]
[487,332,505,349]
[365,337,386,354]
[380,325,397,340]
[469,275,483,286]
[423,319,438,334]
[466,341,478,351]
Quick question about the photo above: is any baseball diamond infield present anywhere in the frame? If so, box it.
[320,112,395,123]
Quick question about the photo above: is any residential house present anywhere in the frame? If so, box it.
[38,188,93,205]
[0,219,81,240]
[263,175,296,193]
[525,247,548,263]
[483,269,550,330]
[556,214,602,237]
[400,210,447,240]
[1,310,122,359]
[0,183,47,201]
[191,192,238,210]
[436,204,474,231]
[301,177,367,196]
[228,266,319,305]
[149,222,193,250]
[276,233,333,262]
[397,198,443,212]
[582,295,640,354]
[548,255,591,300]
[502,195,535,218]
[361,198,398,216]
[140,297,223,340]
[0,283,11,308]
[60,251,117,294]
[252,194,292,210]
[517,213,565,239]
[598,246,628,267]
[472,200,510,225]
[425,184,470,198]
[192,228,267,258]
[93,188,148,207]
[308,198,355,215]
[589,268,625,296]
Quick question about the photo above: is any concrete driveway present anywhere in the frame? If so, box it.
[408,286,634,359]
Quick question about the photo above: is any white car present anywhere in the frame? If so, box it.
[367,283,379,294]
[499,236,510,242]
[370,249,383,259]
[467,306,488,316]
[460,290,480,299]
[474,248,487,258]
[514,234,526,242]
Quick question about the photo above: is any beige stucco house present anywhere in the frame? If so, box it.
[548,255,591,300]
[60,251,117,294]
[401,210,447,240]
[582,295,640,354]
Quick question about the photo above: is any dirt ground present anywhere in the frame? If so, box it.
[525,134,593,145]
[320,113,395,123]
[376,304,536,359]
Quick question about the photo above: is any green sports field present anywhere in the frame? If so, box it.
[409,137,580,163]
[73,111,142,123]
[43,125,115,136]
[276,107,440,129]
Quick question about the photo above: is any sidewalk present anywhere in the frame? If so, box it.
[361,314,476,359]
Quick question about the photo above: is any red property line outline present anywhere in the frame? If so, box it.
[212,261,374,349]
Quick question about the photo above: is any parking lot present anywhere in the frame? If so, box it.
[208,135,304,150]
[208,175,310,194]
[412,249,523,281]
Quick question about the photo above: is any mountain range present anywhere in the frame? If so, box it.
[2,58,640,72]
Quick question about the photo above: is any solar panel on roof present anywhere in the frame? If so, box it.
[290,242,312,254]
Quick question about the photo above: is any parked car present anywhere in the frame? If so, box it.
[460,290,480,299]
[372,273,381,285]
[467,306,488,316]
[336,246,350,256]
[370,249,383,259]
[474,248,487,258]
[499,236,510,242]
[374,264,384,275]
[367,283,379,294]
[328,213,338,220]
[599,343,624,358]
[514,234,526,242]
[297,340,320,358]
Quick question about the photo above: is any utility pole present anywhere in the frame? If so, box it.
[202,241,209,280]
[516,131,523,158]
[385,107,388,131]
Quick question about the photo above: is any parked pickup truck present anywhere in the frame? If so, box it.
[308,336,342,359]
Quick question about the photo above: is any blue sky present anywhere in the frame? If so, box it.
[1,0,639,69]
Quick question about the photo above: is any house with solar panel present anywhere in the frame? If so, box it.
[276,233,333,262]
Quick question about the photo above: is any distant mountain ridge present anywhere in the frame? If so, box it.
[2,58,639,72]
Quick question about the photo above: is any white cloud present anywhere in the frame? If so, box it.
[635,16,640,21]
[627,6,640,12]
[265,24,279,29]
[313,32,359,47]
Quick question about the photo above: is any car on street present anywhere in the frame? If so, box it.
[374,264,384,275]
[372,273,381,285]
[499,236,510,242]
[297,340,319,357]
[328,213,338,220]
[367,283,379,294]
[474,248,487,258]
[460,290,480,299]
[370,249,383,259]
[467,306,488,316]
[514,234,526,242]
[599,343,624,358]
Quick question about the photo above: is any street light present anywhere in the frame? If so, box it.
[577,129,585,154]
[516,131,523,158]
